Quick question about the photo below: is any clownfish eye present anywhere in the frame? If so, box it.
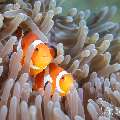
[61,76,64,80]
[35,47,39,51]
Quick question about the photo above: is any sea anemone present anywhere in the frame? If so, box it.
[0,0,120,120]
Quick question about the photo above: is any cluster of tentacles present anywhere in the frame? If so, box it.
[0,0,120,120]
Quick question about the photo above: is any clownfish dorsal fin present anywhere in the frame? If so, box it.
[49,47,57,58]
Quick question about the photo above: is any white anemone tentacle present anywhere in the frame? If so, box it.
[44,74,53,86]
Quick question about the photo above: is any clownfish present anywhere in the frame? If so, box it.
[34,63,74,96]
[21,32,55,75]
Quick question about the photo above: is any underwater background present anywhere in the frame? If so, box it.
[62,0,120,22]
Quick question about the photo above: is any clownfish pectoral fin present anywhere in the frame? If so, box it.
[44,74,53,86]
[49,47,56,59]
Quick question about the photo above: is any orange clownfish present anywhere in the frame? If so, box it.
[21,32,55,75]
[34,63,74,96]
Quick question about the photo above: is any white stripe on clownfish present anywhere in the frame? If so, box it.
[22,40,44,72]
[55,70,68,93]
[43,70,68,94]
[30,63,42,70]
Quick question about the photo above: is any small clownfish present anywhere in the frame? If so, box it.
[21,32,55,75]
[34,63,74,96]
